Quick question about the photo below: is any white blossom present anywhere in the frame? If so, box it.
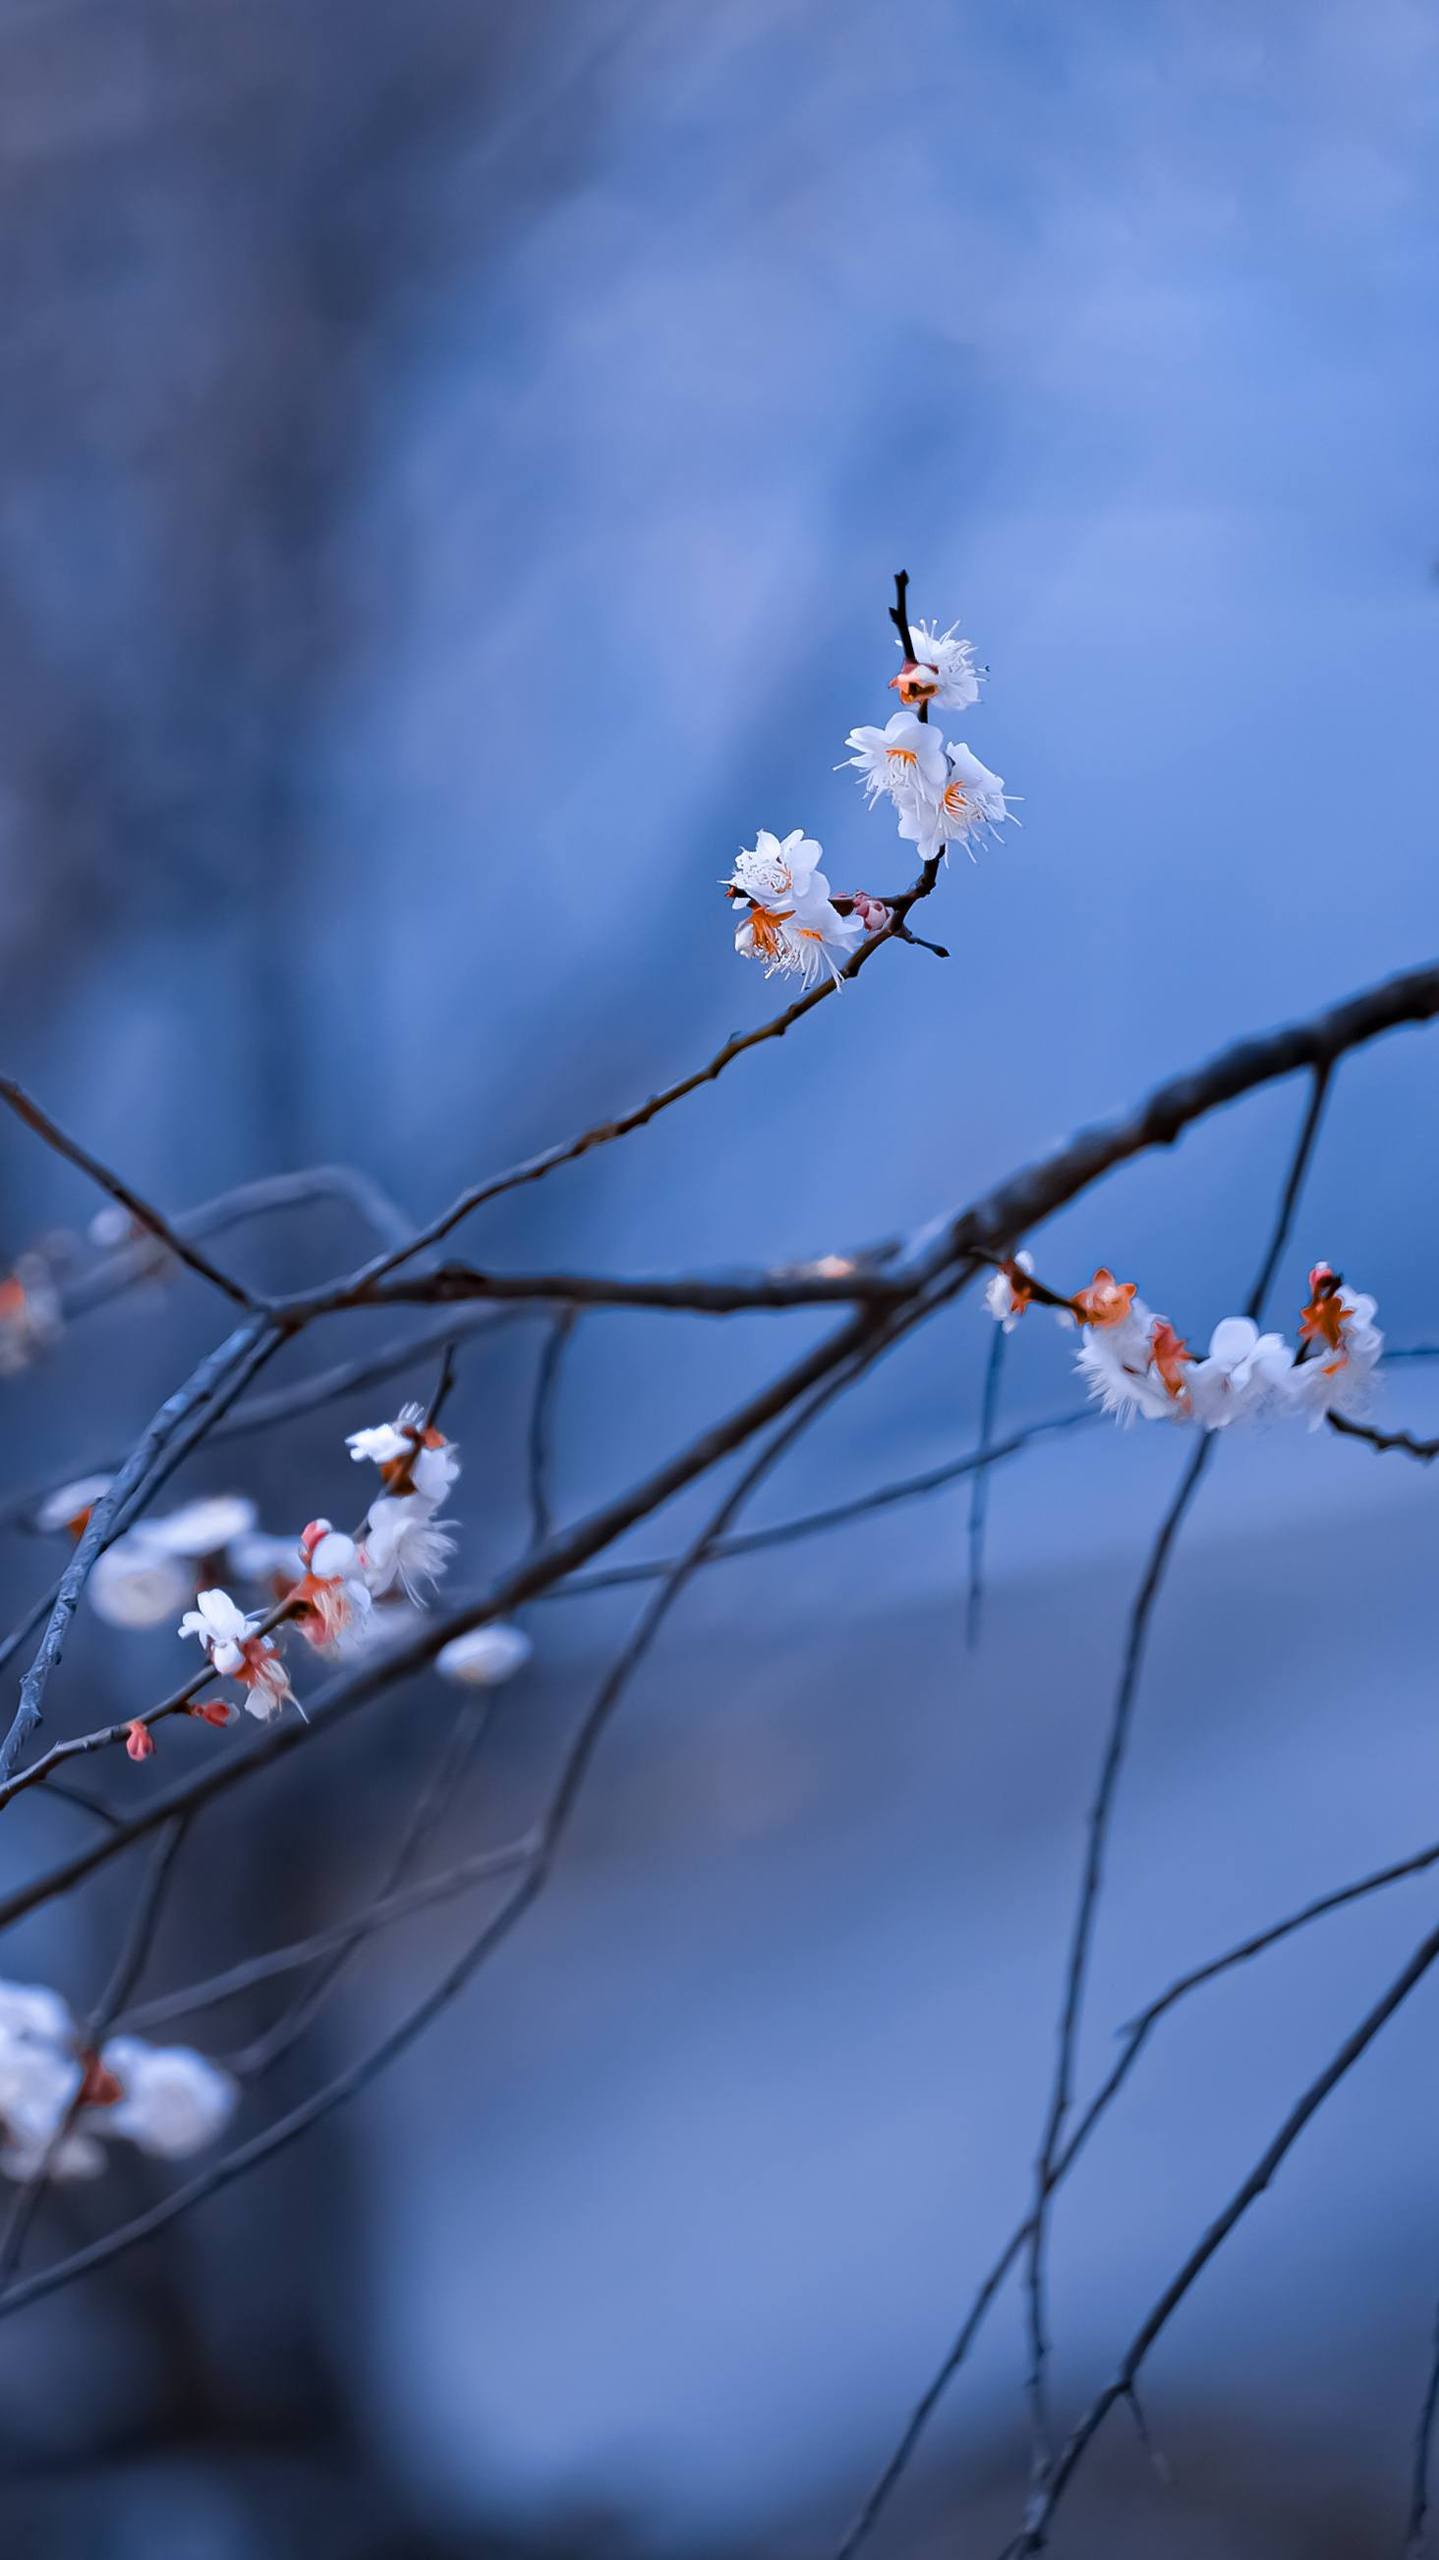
[1284,1285,1384,1429]
[984,1251,1034,1332]
[100,2037,237,2159]
[293,1520,373,1654]
[347,1403,460,1506]
[91,1537,194,1631]
[893,617,982,713]
[1186,1317,1292,1430]
[733,897,864,991]
[179,1588,292,1719]
[726,829,825,908]
[897,742,1014,863]
[34,1474,113,1536]
[142,1495,258,1560]
[436,1623,533,1687]
[362,1497,456,1604]
[841,711,948,809]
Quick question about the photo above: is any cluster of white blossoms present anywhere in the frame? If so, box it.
[724,597,1014,992]
[0,1979,235,2182]
[985,1256,1382,1432]
[842,611,1013,865]
[37,1401,534,1751]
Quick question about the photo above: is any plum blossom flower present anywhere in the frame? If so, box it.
[733,897,864,990]
[1285,1275,1383,1428]
[726,830,825,909]
[985,1251,1035,1332]
[99,2037,237,2159]
[846,891,892,934]
[291,1520,373,1654]
[178,1588,293,1720]
[897,743,1014,863]
[347,1405,460,1506]
[841,711,949,809]
[891,617,982,714]
[142,1495,257,1560]
[34,1474,113,1538]
[361,1497,456,1605]
[1185,1318,1292,1430]
[125,1720,155,1762]
[0,1256,63,1378]
[436,1623,533,1687]
[1073,1295,1182,1424]
[726,832,865,991]
[90,1537,194,1630]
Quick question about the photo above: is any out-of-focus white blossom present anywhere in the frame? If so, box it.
[892,618,983,714]
[292,1520,373,1654]
[1074,1303,1183,1425]
[230,1527,304,1587]
[984,1252,1035,1332]
[897,743,1014,863]
[1185,1318,1292,1429]
[100,2037,237,2159]
[35,1474,114,1537]
[91,1538,194,1630]
[0,1257,63,1377]
[0,1977,236,2182]
[841,711,948,808]
[362,1497,456,1604]
[436,1623,533,1687]
[1286,1276,1384,1428]
[179,1588,292,1719]
[142,1495,258,1560]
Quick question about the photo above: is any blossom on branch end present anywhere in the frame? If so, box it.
[178,1588,293,1721]
[984,1252,1035,1332]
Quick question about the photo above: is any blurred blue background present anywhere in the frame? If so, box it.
[0,0,1436,2550]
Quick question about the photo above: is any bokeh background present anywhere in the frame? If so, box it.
[0,0,1437,2550]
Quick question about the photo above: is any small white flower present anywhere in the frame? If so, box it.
[347,1404,460,1505]
[362,1497,456,1604]
[1285,1286,1384,1429]
[894,617,983,713]
[841,712,949,808]
[179,1587,292,1717]
[100,2037,237,2160]
[294,1521,373,1654]
[0,1256,63,1377]
[726,829,825,908]
[1186,1317,1292,1431]
[0,1980,73,2052]
[897,742,1014,863]
[734,898,864,991]
[142,1495,258,1560]
[436,1623,533,1687]
[984,1251,1034,1332]
[91,1538,194,1631]
[34,1474,113,1537]
[1074,1305,1181,1425]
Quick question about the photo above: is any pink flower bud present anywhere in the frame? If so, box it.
[125,1720,156,1762]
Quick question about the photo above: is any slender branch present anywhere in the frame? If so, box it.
[0,1306,526,1540]
[268,871,945,1320]
[0,1078,259,1310]
[358,1260,908,1317]
[0,1320,275,1782]
[1017,1909,1439,2551]
[59,1162,418,1321]
[966,1321,1007,1650]
[527,1312,576,1554]
[1019,1062,1330,2485]
[0,1317,900,2324]
[835,1816,1439,2558]
[1327,1412,1439,1463]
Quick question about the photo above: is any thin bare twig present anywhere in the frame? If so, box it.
[966,1319,1007,1650]
[1405,2286,1439,2554]
[1020,1062,1330,2493]
[0,1078,259,1310]
[527,1312,576,1554]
